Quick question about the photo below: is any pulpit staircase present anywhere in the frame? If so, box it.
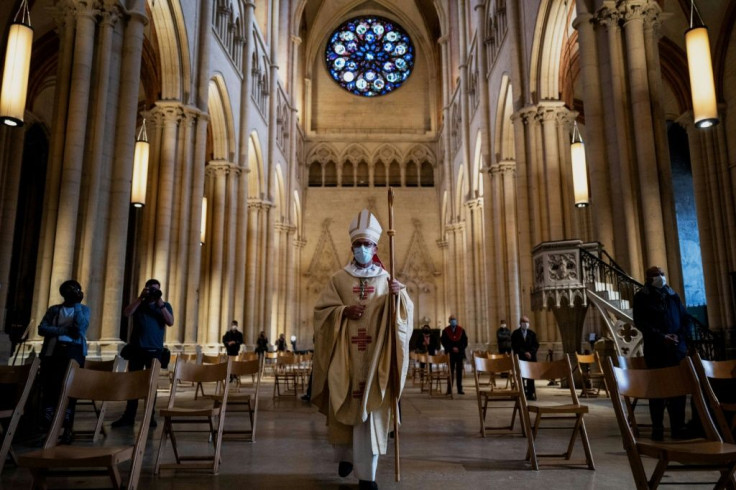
[531,241,722,360]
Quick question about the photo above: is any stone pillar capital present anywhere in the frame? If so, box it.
[595,6,622,29]
[206,161,240,176]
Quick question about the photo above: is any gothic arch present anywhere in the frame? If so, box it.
[292,190,303,234]
[495,74,516,162]
[529,0,570,101]
[373,144,402,168]
[342,143,370,167]
[207,76,236,161]
[307,143,339,165]
[274,165,286,221]
[404,144,436,166]
[148,0,192,101]
[247,131,264,199]
[455,166,465,220]
[472,131,484,197]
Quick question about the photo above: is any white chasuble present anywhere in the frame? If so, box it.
[312,265,412,454]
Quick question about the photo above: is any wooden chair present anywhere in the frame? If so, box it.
[211,357,263,441]
[273,353,299,398]
[74,356,126,441]
[575,352,609,398]
[692,352,736,443]
[155,357,231,474]
[615,355,651,437]
[515,354,595,470]
[426,354,453,399]
[603,356,736,489]
[473,355,523,437]
[0,357,40,474]
[264,351,279,377]
[18,360,159,490]
[195,353,226,399]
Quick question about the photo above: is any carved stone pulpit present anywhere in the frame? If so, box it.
[531,240,601,355]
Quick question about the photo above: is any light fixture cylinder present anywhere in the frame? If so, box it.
[0,21,33,127]
[131,139,149,207]
[200,197,208,244]
[685,26,718,128]
[570,125,589,208]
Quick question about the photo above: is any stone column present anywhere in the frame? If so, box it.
[205,163,229,344]
[152,103,183,284]
[33,7,76,323]
[79,5,120,334]
[597,7,643,275]
[500,161,521,322]
[538,101,567,240]
[49,3,98,297]
[465,198,488,342]
[184,110,209,345]
[572,11,615,252]
[245,201,260,343]
[621,3,667,269]
[100,1,148,344]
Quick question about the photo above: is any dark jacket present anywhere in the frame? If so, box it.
[441,326,468,359]
[497,326,512,353]
[633,284,689,368]
[222,329,244,356]
[511,328,539,361]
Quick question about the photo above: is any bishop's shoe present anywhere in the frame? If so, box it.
[359,480,378,490]
[338,461,353,477]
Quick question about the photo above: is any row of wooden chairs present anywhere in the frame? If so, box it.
[409,352,455,398]
[1,353,264,488]
[471,352,736,487]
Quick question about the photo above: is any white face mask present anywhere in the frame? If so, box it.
[651,275,666,289]
[353,245,374,265]
[520,322,529,331]
[231,324,237,330]
[500,324,507,329]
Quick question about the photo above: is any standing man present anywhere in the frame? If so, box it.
[496,319,512,354]
[511,315,539,400]
[633,266,690,441]
[312,209,413,490]
[223,320,244,356]
[441,314,468,395]
[113,279,173,428]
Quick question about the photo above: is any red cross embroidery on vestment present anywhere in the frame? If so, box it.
[352,279,375,300]
[351,328,373,351]
[352,382,366,399]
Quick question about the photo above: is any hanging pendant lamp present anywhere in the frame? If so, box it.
[570,121,589,208]
[131,120,149,207]
[685,0,718,128]
[0,0,33,127]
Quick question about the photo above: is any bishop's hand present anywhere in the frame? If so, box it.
[388,278,403,294]
[344,304,366,320]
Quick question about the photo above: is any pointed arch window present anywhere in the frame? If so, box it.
[374,161,387,187]
[405,161,419,187]
[420,161,434,187]
[308,162,322,186]
[357,161,370,186]
[342,161,355,187]
[389,160,401,187]
[324,161,338,187]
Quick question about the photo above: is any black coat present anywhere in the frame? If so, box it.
[511,328,539,361]
[222,329,244,356]
[633,284,689,368]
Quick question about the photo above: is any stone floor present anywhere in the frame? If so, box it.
[0,372,720,489]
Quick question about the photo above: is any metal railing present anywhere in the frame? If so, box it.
[578,246,723,360]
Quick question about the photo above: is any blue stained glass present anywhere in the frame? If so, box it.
[326,16,415,97]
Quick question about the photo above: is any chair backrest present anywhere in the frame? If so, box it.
[487,353,508,360]
[473,350,489,358]
[427,354,449,366]
[265,351,279,360]
[0,358,40,409]
[172,358,231,385]
[237,352,259,362]
[615,355,647,369]
[575,353,596,365]
[66,362,161,402]
[84,355,126,373]
[602,357,721,445]
[201,353,224,364]
[474,355,514,375]
[692,352,736,443]
[516,354,579,402]
[230,358,261,377]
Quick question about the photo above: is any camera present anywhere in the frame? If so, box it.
[148,288,163,301]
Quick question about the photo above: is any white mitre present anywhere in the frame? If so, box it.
[348,209,382,245]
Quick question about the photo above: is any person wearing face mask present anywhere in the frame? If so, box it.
[496,319,512,354]
[511,315,539,400]
[441,314,468,394]
[223,320,244,356]
[633,265,690,441]
[38,279,89,444]
[312,209,413,490]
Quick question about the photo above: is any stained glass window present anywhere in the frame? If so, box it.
[325,16,415,97]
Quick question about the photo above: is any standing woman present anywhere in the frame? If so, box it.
[38,280,89,444]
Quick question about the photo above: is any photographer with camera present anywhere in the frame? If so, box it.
[113,278,173,428]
